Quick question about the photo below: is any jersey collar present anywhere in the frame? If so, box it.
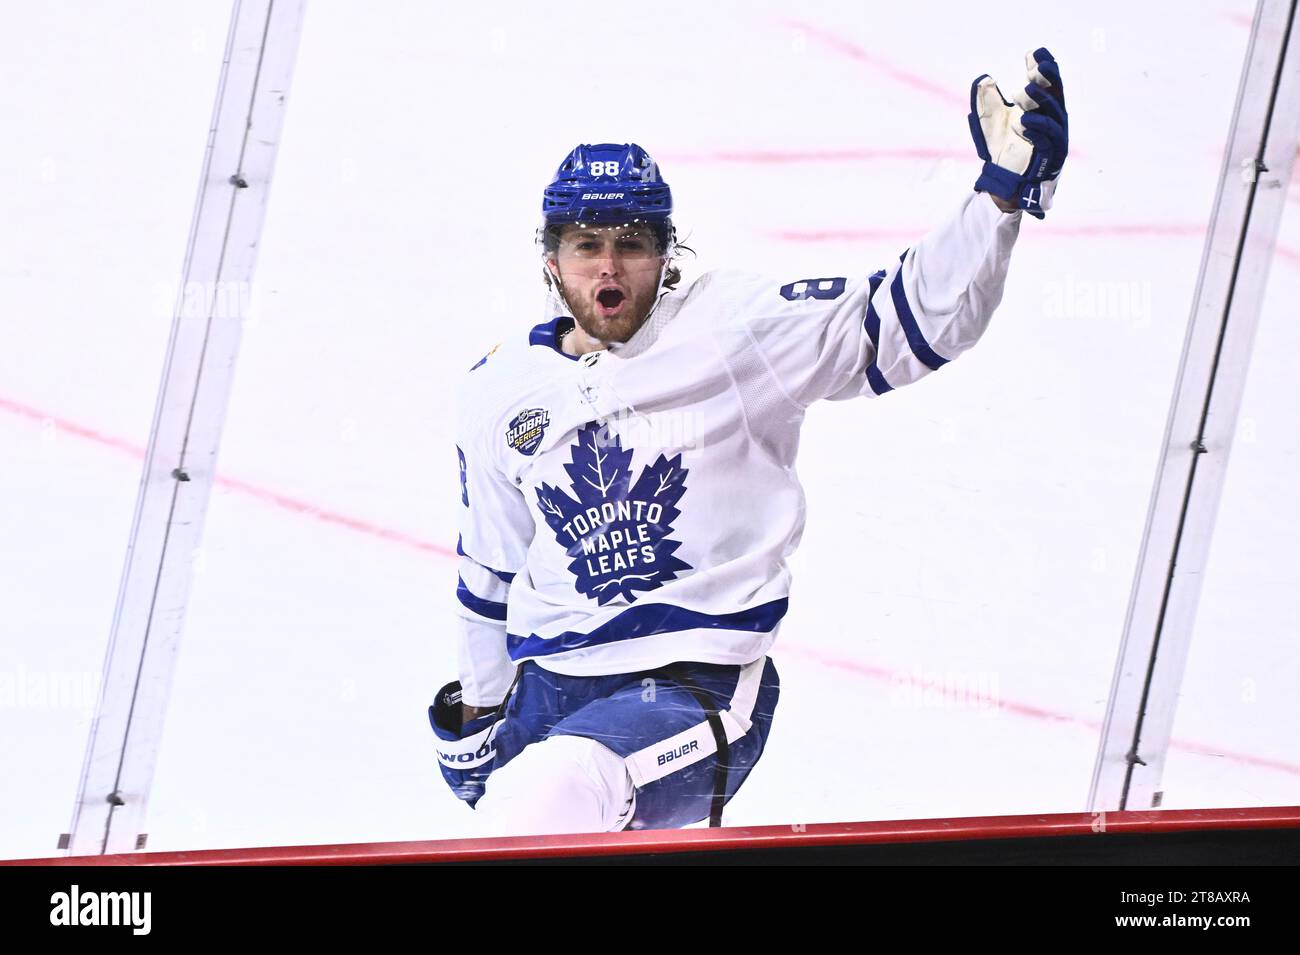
[528,316,579,361]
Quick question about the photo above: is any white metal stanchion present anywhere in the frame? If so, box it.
[1090,0,1300,812]
[65,0,306,855]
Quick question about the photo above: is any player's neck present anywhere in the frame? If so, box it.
[561,323,609,357]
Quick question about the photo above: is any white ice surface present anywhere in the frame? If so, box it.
[1,0,1296,858]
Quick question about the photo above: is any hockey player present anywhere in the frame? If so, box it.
[430,49,1068,834]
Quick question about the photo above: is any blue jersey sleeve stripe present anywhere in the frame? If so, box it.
[455,535,516,583]
[506,597,788,659]
[861,270,892,395]
[861,269,887,348]
[865,363,894,395]
[457,576,508,621]
[890,255,949,372]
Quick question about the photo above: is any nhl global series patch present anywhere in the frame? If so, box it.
[506,407,550,456]
[535,421,692,605]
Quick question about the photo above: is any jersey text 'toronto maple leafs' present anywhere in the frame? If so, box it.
[535,422,692,605]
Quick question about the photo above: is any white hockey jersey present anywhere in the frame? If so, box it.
[453,191,1021,705]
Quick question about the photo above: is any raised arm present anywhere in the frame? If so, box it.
[743,190,1021,407]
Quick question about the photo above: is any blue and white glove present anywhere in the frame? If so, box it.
[428,681,503,809]
[968,47,1068,219]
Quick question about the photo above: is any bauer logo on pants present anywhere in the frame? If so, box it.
[657,738,700,766]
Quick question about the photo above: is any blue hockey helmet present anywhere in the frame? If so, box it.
[540,143,674,254]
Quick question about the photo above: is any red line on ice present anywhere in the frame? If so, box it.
[770,224,1300,274]
[779,18,966,109]
[780,642,1300,777]
[769,222,1213,242]
[0,396,145,457]
[769,21,1089,160]
[659,147,970,164]
[0,396,456,559]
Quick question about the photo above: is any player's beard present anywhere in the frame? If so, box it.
[561,272,661,345]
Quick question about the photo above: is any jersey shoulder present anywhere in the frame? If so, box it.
[457,316,570,444]
[677,268,846,331]
[679,267,832,312]
[677,268,776,303]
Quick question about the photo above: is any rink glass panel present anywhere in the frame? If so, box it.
[125,0,1266,850]
[1160,186,1300,811]
[0,1,235,859]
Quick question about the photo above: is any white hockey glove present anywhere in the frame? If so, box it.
[968,47,1068,219]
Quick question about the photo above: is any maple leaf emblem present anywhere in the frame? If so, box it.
[535,422,692,605]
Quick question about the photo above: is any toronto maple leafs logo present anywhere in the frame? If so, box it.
[535,422,692,605]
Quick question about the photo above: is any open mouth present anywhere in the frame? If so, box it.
[596,287,626,316]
